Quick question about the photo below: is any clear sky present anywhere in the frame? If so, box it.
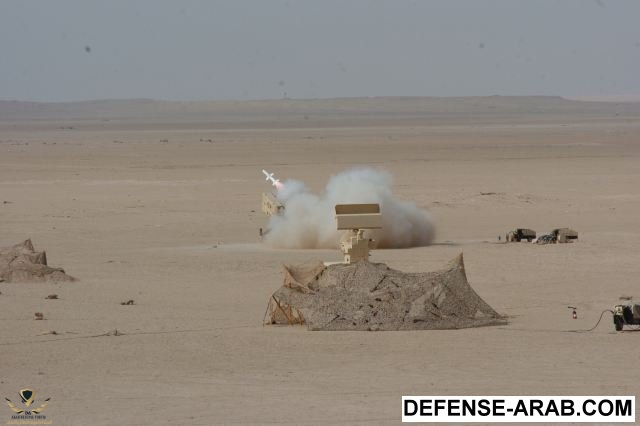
[1,0,639,102]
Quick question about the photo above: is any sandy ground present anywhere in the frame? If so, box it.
[1,97,639,425]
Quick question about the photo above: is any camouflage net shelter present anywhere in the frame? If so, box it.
[536,234,555,245]
[0,239,75,283]
[264,254,505,331]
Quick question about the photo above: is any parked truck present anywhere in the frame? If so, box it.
[505,228,536,242]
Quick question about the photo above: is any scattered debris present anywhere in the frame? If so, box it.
[34,312,44,320]
[120,299,135,305]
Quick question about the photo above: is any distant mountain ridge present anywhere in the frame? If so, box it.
[1,96,638,124]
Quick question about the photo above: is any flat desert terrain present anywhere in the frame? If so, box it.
[1,97,639,424]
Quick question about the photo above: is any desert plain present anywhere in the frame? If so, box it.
[1,96,639,424]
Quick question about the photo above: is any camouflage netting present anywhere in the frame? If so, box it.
[0,239,75,283]
[264,254,506,331]
[536,234,555,245]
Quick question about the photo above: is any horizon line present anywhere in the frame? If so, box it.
[2,94,640,105]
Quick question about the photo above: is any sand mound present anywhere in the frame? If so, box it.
[265,254,505,331]
[0,239,75,283]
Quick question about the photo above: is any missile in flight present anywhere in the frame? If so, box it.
[262,169,283,189]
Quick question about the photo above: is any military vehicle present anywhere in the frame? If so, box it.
[552,228,578,243]
[613,303,640,331]
[505,228,536,242]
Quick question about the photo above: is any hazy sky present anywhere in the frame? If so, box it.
[1,0,639,102]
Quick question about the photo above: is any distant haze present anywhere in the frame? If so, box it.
[1,0,639,102]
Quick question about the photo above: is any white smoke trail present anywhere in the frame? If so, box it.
[264,168,434,249]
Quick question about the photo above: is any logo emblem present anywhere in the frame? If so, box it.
[5,389,50,414]
[20,389,36,407]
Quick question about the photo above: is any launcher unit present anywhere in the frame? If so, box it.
[335,203,382,264]
[262,192,284,216]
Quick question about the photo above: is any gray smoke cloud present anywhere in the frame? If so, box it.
[264,168,434,249]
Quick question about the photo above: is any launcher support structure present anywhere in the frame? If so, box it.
[335,204,382,264]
